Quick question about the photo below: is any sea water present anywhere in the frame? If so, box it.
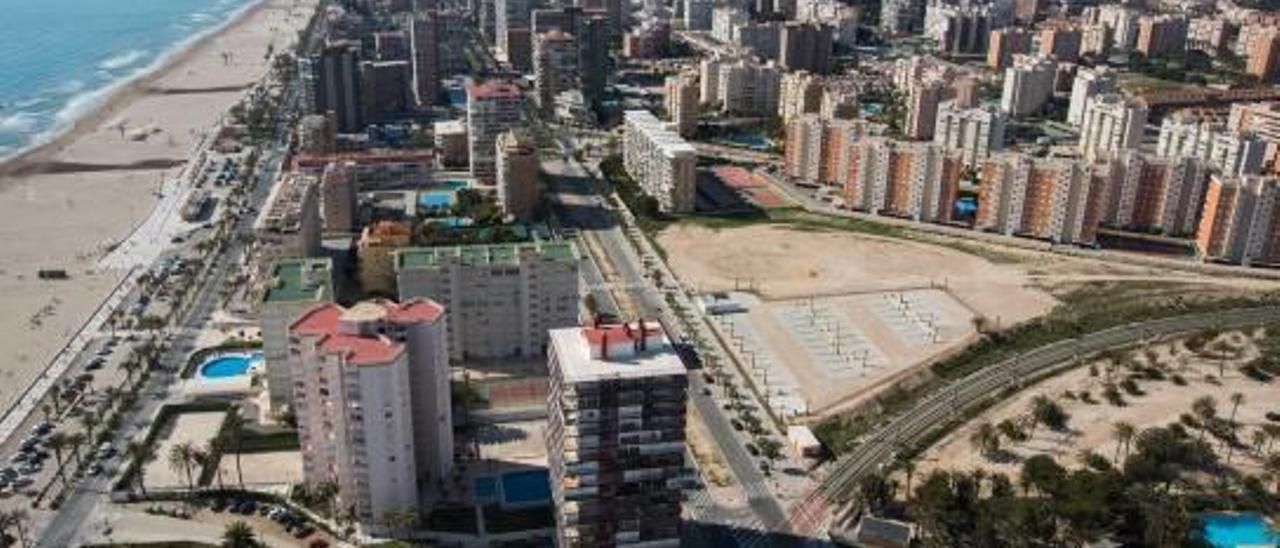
[0,0,256,158]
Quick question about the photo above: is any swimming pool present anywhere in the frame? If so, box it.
[722,133,773,150]
[1202,513,1279,548]
[419,190,456,211]
[475,477,498,499]
[501,470,551,505]
[197,352,263,380]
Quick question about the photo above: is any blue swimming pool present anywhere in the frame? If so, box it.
[1202,513,1279,548]
[198,352,263,380]
[475,477,498,499]
[419,190,456,210]
[722,133,772,150]
[501,470,551,505]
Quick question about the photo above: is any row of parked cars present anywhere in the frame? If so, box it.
[208,497,319,540]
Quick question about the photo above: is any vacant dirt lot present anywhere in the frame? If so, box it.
[660,224,1058,327]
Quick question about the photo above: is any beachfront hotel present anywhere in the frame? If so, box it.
[394,241,582,363]
[258,257,334,412]
[545,321,688,547]
[289,299,452,532]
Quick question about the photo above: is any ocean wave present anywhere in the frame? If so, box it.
[99,49,148,71]
[0,112,40,135]
[52,79,85,95]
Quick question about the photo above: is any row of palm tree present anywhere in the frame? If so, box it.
[0,509,31,547]
[123,410,250,498]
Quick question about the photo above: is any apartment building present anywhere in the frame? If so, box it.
[1067,66,1116,127]
[1038,20,1083,62]
[534,30,579,116]
[779,22,834,74]
[289,299,451,532]
[496,130,541,222]
[933,101,1007,167]
[1196,175,1280,265]
[717,59,783,116]
[785,114,827,183]
[1078,93,1148,162]
[621,110,698,213]
[779,71,824,124]
[976,153,1105,245]
[1136,14,1187,57]
[319,162,358,234]
[924,0,993,55]
[1157,112,1266,176]
[988,28,1033,69]
[881,0,926,35]
[253,173,322,281]
[842,138,964,223]
[1000,54,1055,118]
[357,220,414,298]
[663,71,699,138]
[1105,151,1209,236]
[905,80,945,140]
[1247,29,1280,84]
[394,241,581,362]
[258,258,333,412]
[467,80,524,181]
[546,321,688,548]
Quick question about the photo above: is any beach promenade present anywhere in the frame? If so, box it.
[0,0,319,429]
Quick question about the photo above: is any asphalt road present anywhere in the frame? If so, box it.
[810,305,1280,527]
[35,86,298,548]
[543,145,798,547]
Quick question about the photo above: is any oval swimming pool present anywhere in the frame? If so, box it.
[198,352,263,380]
[1201,513,1279,548]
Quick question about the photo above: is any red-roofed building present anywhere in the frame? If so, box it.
[288,299,450,532]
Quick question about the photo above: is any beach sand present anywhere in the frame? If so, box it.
[0,0,319,415]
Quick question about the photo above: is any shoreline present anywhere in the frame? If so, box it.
[0,0,267,181]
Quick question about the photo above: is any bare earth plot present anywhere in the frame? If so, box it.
[659,224,1058,327]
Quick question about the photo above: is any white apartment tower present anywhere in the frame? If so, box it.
[289,299,451,532]
[395,241,582,362]
[1078,93,1148,162]
[933,101,1007,167]
[1000,54,1055,118]
[1067,66,1116,127]
[622,110,698,213]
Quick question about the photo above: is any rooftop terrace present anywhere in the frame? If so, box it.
[262,258,332,304]
[395,240,579,270]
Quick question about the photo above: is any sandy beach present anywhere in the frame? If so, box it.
[0,0,319,415]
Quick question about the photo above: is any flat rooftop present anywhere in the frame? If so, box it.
[262,257,332,304]
[395,241,579,271]
[550,323,687,384]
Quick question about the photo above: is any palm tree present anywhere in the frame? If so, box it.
[1263,424,1280,455]
[79,413,100,444]
[1251,428,1268,457]
[48,385,63,415]
[1192,395,1218,441]
[1112,421,1136,466]
[64,432,87,469]
[45,432,71,488]
[970,422,1001,459]
[1265,453,1280,495]
[221,520,258,548]
[206,438,226,490]
[222,411,246,490]
[1228,392,1245,430]
[123,441,154,497]
[169,442,197,497]
[311,481,340,521]
[902,459,917,501]
[0,509,31,548]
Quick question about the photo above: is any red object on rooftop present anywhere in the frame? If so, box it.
[468,80,522,100]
